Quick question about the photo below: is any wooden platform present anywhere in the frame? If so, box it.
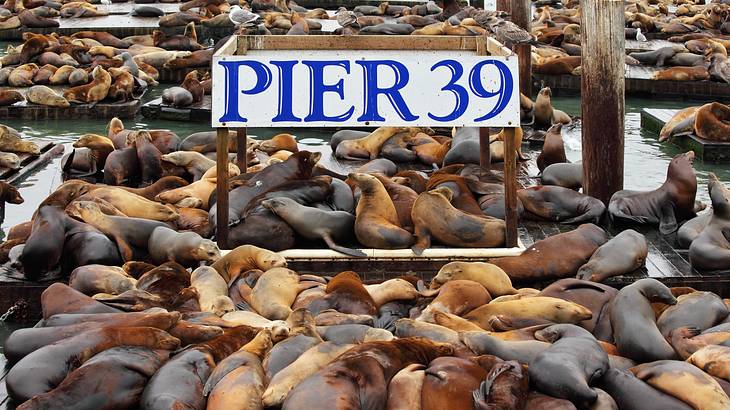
[641,108,730,162]
[0,141,55,182]
[141,95,211,121]
[0,99,140,120]
[534,68,730,101]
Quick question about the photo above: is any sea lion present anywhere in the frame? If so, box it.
[538,279,618,340]
[541,161,583,190]
[653,65,710,81]
[688,345,730,382]
[67,201,167,261]
[335,126,408,160]
[308,271,377,316]
[103,147,139,186]
[629,46,682,67]
[259,133,298,154]
[460,332,550,364]
[18,9,59,27]
[349,172,413,249]
[26,85,70,108]
[163,48,213,70]
[418,279,491,321]
[330,129,369,150]
[518,185,605,224]
[6,327,179,403]
[371,173,417,231]
[262,197,364,257]
[659,106,698,142]
[529,324,608,406]
[599,368,693,410]
[68,264,136,296]
[464,296,593,331]
[609,151,697,234]
[161,151,215,180]
[694,103,730,143]
[0,151,20,169]
[678,211,711,249]
[0,90,23,106]
[420,356,495,410]
[631,360,730,410]
[16,347,171,410]
[689,173,730,270]
[0,181,23,207]
[577,229,648,282]
[10,65,38,88]
[120,176,188,201]
[610,278,677,362]
[0,127,38,154]
[657,291,728,337]
[75,187,177,221]
[63,65,111,104]
[386,363,425,410]
[364,278,419,309]
[250,267,299,320]
[533,87,572,127]
[430,261,516,296]
[139,347,214,410]
[537,123,568,172]
[148,226,220,267]
[162,86,193,108]
[191,265,233,317]
[211,244,286,283]
[493,223,608,281]
[411,186,505,254]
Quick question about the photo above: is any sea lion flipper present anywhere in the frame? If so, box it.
[112,235,134,261]
[411,225,430,256]
[722,228,730,243]
[658,202,678,235]
[321,233,366,258]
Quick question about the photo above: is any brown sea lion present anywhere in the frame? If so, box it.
[421,356,495,410]
[599,368,693,410]
[211,244,286,283]
[536,123,567,172]
[18,9,58,28]
[386,363,425,410]
[372,173,418,231]
[426,173,483,215]
[538,279,618,338]
[533,86,572,127]
[62,65,111,104]
[309,271,377,316]
[103,147,139,186]
[181,70,204,103]
[335,126,408,160]
[74,186,178,221]
[418,279,491,321]
[8,64,38,87]
[659,106,698,142]
[464,296,593,331]
[120,176,188,200]
[0,89,24,106]
[694,102,730,143]
[107,66,135,101]
[68,264,136,296]
[652,65,710,81]
[493,223,608,281]
[163,48,213,70]
[259,133,299,154]
[349,172,414,249]
[411,186,505,254]
[6,327,179,403]
[473,359,530,410]
[71,31,129,48]
[534,56,582,76]
[609,151,697,234]
[72,133,114,171]
[128,130,163,185]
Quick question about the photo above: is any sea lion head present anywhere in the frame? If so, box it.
[667,151,696,184]
[211,295,235,317]
[67,199,101,220]
[708,173,730,219]
[267,320,291,342]
[73,133,112,149]
[0,152,20,170]
[107,116,124,137]
[260,197,295,216]
[0,181,23,204]
[255,247,287,270]
[538,86,552,99]
[636,278,677,305]
[429,186,454,202]
[430,261,464,289]
[195,238,221,264]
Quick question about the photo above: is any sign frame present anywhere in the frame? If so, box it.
[211,35,520,252]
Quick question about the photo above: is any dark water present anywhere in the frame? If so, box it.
[2,93,729,237]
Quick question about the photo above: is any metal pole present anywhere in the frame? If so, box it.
[511,0,532,99]
[581,0,625,205]
[503,127,518,247]
[216,127,230,249]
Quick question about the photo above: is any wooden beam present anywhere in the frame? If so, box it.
[216,127,230,249]
[479,127,491,170]
[236,128,248,174]
[511,0,532,98]
[242,35,482,52]
[581,0,625,205]
[503,127,519,248]
[497,0,510,12]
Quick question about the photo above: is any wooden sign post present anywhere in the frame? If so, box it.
[212,35,521,250]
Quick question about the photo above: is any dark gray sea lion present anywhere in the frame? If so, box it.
[538,279,617,340]
[443,127,479,166]
[541,161,583,190]
[530,324,609,406]
[140,347,214,410]
[577,229,648,282]
[610,278,677,362]
[689,173,730,271]
[609,151,697,234]
[599,368,693,410]
[132,5,163,16]
[359,22,415,35]
[657,291,729,337]
[460,332,550,364]
[262,197,364,257]
[628,46,682,67]
[148,226,220,268]
[518,185,605,224]
[162,86,194,108]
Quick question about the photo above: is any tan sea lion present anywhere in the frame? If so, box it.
[335,126,408,160]
[693,102,730,142]
[418,279,491,320]
[464,296,593,330]
[652,65,710,81]
[411,186,505,254]
[68,264,137,296]
[211,244,287,283]
[250,267,300,320]
[26,85,70,108]
[75,186,178,222]
[659,106,698,142]
[349,172,414,249]
[62,65,111,104]
[259,133,299,154]
[430,261,516,296]
[534,87,571,127]
[191,266,234,317]
[0,129,39,154]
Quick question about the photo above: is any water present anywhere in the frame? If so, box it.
[2,95,729,238]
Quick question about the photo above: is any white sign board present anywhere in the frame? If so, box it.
[484,0,497,11]
[212,50,519,128]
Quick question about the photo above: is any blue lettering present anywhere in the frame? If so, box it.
[428,60,468,122]
[270,60,301,122]
[356,60,418,122]
[470,60,514,122]
[302,60,354,122]
[217,60,272,123]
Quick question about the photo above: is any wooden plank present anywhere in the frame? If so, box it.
[241,35,484,52]
[215,127,229,249]
[236,128,247,173]
[503,127,519,247]
[0,99,139,120]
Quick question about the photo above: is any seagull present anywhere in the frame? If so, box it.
[471,9,499,28]
[484,16,538,48]
[335,7,358,29]
[228,5,261,27]
[100,0,111,5]
[636,27,647,42]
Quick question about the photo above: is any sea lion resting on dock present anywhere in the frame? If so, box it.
[689,173,730,271]
[693,102,730,142]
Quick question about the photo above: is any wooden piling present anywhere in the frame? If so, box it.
[497,0,511,13]
[236,128,248,174]
[216,127,229,249]
[580,0,625,205]
[511,0,532,99]
[503,127,519,248]
[479,127,491,170]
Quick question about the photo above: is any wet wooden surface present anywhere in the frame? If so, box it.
[0,141,55,181]
[142,96,212,122]
[641,108,730,163]
[0,99,140,120]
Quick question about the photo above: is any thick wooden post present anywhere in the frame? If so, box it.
[503,127,518,247]
[581,0,624,205]
[236,128,248,173]
[216,127,230,249]
[497,0,510,13]
[511,0,532,98]
[479,127,491,169]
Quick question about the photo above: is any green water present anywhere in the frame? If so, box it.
[2,93,729,237]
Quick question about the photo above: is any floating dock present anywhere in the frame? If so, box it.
[0,99,140,120]
[141,96,212,122]
[641,108,730,162]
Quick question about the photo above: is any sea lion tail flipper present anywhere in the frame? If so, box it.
[411,226,430,256]
[321,233,366,258]
[113,236,134,261]
[658,202,678,235]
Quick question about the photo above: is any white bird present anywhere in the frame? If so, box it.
[100,0,111,5]
[228,5,261,27]
[636,27,647,42]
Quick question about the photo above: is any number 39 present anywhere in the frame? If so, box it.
[428,59,514,123]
